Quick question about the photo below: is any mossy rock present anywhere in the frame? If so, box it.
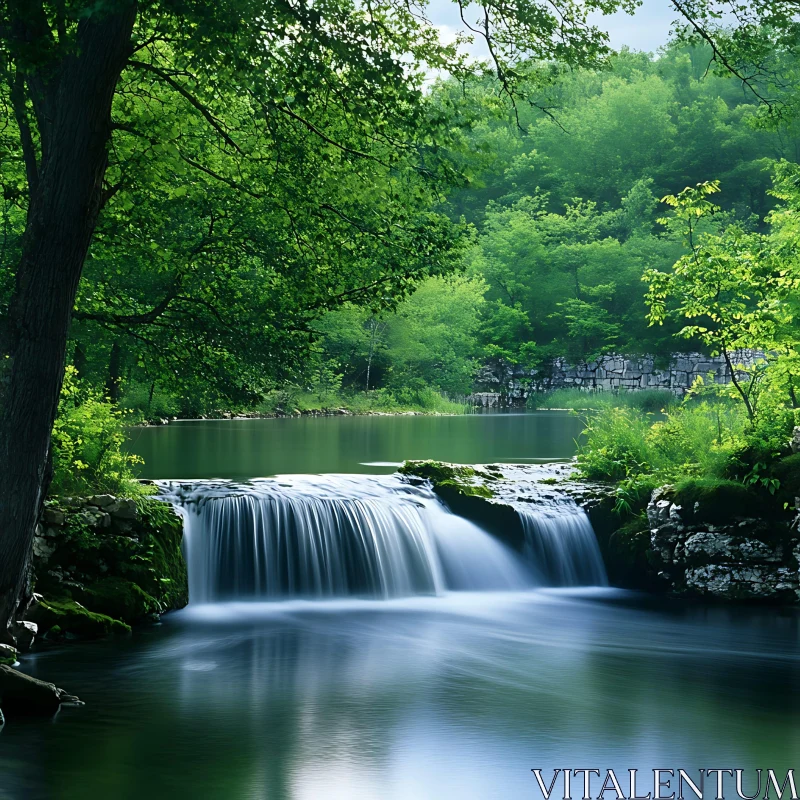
[671,478,764,524]
[75,577,160,623]
[0,644,18,667]
[26,599,130,639]
[399,460,496,498]
[129,498,189,611]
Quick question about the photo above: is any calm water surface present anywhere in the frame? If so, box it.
[2,593,799,799]
[127,412,584,479]
[3,413,798,799]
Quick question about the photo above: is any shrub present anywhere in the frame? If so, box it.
[575,407,655,482]
[529,388,678,413]
[50,367,147,498]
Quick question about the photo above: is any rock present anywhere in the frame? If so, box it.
[26,599,130,639]
[75,577,160,623]
[791,426,800,454]
[685,564,798,601]
[33,535,57,561]
[107,498,138,519]
[89,494,116,508]
[683,532,780,564]
[14,621,37,651]
[42,508,65,526]
[0,665,79,716]
[0,644,18,667]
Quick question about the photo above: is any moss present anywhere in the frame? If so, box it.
[399,460,496,498]
[132,497,189,611]
[75,577,159,623]
[28,599,130,639]
[671,477,763,524]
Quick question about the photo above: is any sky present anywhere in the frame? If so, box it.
[424,0,678,60]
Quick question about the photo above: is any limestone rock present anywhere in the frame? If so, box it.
[14,621,37,651]
[683,532,780,564]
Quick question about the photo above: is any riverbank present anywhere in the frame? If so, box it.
[138,406,463,426]
[127,388,470,426]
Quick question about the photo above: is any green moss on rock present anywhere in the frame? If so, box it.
[671,477,762,524]
[27,599,130,639]
[75,577,159,623]
[399,460,496,498]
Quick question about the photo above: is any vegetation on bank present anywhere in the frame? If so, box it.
[572,180,800,522]
[528,388,678,413]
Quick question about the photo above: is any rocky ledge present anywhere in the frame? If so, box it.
[398,460,614,554]
[646,485,799,602]
[17,494,188,650]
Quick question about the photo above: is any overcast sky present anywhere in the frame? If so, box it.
[424,0,677,59]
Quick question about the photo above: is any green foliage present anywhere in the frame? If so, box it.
[529,388,678,412]
[576,400,751,484]
[50,367,146,498]
[31,599,131,640]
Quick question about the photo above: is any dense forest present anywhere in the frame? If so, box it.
[5,42,792,417]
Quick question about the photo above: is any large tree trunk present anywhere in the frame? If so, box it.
[0,5,137,644]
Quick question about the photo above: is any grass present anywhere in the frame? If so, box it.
[528,387,679,413]
[256,387,469,416]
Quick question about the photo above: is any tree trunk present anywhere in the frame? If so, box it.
[0,5,137,644]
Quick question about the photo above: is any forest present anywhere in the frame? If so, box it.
[5,41,794,423]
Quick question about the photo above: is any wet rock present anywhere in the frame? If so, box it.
[0,665,80,716]
[14,621,37,651]
[0,644,18,667]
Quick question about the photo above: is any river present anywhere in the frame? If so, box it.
[2,412,798,799]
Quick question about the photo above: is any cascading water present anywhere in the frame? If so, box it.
[517,505,607,586]
[160,473,607,603]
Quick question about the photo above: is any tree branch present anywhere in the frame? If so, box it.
[127,59,244,154]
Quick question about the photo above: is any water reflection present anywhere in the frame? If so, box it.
[3,591,800,799]
[126,412,585,479]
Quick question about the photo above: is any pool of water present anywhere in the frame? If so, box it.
[2,591,799,799]
[126,411,584,479]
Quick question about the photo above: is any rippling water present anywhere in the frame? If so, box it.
[3,591,799,799]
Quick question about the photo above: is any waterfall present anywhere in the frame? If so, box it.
[160,474,606,603]
[517,505,608,587]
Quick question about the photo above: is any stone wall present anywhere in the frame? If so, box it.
[470,350,764,406]
[18,495,188,649]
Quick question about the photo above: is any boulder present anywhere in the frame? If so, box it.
[14,621,37,651]
[0,665,80,716]
[26,599,130,639]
